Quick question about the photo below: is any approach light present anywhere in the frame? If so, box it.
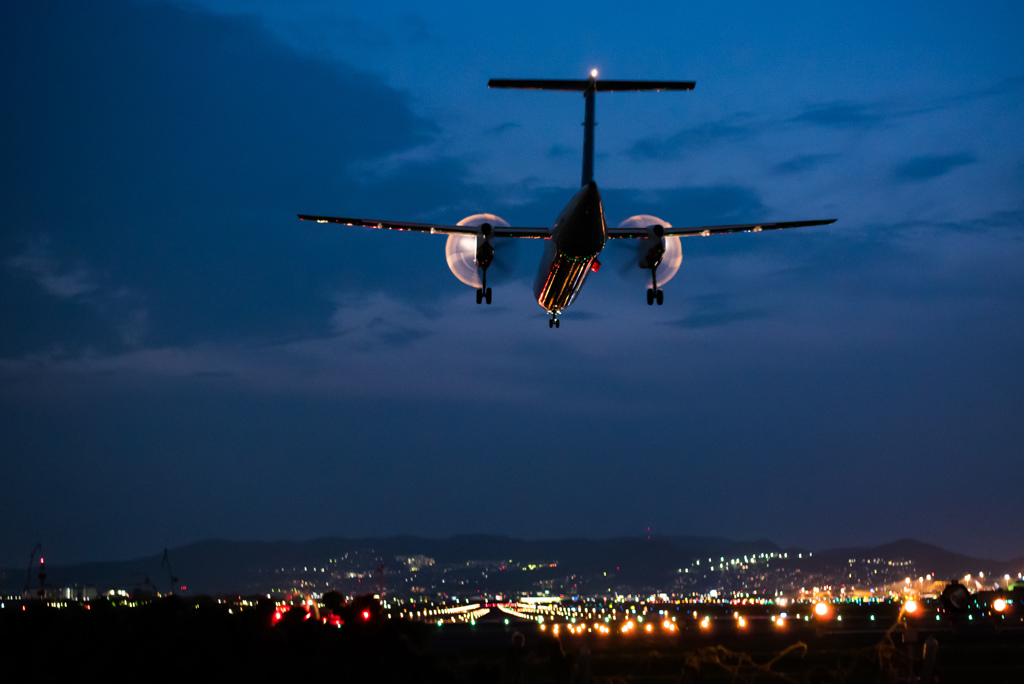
[993,598,1007,612]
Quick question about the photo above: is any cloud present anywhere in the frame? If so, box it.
[789,101,887,129]
[773,153,840,175]
[663,308,763,330]
[487,122,519,136]
[891,153,977,182]
[627,121,753,161]
[1,0,436,357]
[7,241,97,298]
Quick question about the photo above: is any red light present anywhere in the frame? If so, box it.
[362,609,371,621]
[590,260,601,273]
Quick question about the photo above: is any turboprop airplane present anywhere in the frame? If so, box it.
[299,70,836,328]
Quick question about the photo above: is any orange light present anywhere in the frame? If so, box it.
[903,600,918,615]
[993,598,1007,612]
[700,617,710,630]
[738,616,747,628]
[776,617,785,628]
[645,623,653,633]
[814,602,830,617]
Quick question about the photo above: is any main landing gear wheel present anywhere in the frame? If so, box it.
[647,289,664,305]
[485,287,492,304]
[475,287,493,304]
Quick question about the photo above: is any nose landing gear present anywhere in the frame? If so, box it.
[475,268,492,304]
[548,314,560,329]
[647,263,664,305]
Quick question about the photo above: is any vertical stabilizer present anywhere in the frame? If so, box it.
[488,74,695,187]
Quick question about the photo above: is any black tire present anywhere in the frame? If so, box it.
[485,288,492,304]
[476,288,483,304]
[647,289,654,305]
[549,318,554,328]
[554,319,560,328]
[656,289,664,305]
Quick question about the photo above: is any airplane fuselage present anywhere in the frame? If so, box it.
[533,181,607,314]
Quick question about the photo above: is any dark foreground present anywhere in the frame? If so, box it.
[4,598,1023,683]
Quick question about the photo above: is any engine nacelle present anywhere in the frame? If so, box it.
[617,215,682,286]
[445,213,509,288]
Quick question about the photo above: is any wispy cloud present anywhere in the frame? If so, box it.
[789,101,887,129]
[7,240,96,298]
[891,153,977,182]
[627,121,754,161]
[773,153,840,175]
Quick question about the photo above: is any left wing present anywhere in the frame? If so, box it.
[607,218,836,239]
[298,215,550,239]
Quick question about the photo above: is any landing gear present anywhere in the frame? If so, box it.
[548,315,560,329]
[475,269,493,305]
[647,263,664,306]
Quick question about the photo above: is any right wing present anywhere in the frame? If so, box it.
[606,218,837,239]
[298,215,550,239]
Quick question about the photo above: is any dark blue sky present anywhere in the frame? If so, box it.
[2,0,1023,566]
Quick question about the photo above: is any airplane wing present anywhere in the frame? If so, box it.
[298,214,549,238]
[606,218,836,239]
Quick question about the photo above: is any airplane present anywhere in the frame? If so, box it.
[299,70,836,328]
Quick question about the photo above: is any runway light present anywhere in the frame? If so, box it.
[903,600,919,615]
[814,602,830,618]
[993,599,1007,612]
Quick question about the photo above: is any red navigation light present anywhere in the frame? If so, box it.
[590,260,601,273]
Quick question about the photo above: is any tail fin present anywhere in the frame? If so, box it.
[488,75,695,186]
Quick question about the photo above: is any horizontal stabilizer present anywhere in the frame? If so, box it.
[488,79,694,92]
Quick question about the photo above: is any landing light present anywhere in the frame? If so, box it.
[590,69,598,79]
[903,600,918,615]
[814,602,830,617]
[993,598,1007,612]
